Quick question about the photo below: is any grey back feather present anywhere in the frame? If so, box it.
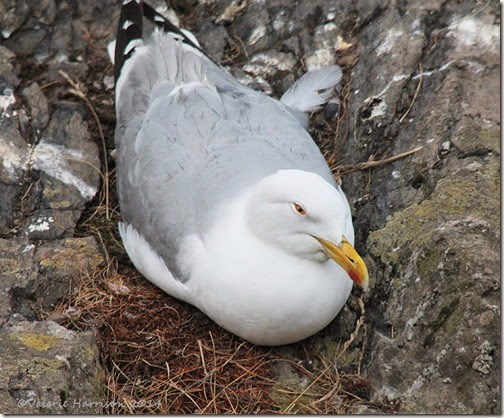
[280,65,342,113]
[116,33,338,282]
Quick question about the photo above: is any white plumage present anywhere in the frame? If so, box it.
[281,66,343,112]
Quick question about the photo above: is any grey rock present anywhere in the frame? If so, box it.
[0,238,37,326]
[301,22,339,71]
[21,209,81,240]
[241,50,297,95]
[231,69,273,95]
[3,28,47,58]
[33,236,104,312]
[268,3,296,39]
[197,23,229,63]
[350,404,382,414]
[0,236,104,325]
[233,7,271,54]
[21,82,49,133]
[45,60,90,84]
[17,108,30,137]
[0,0,31,40]
[0,118,29,184]
[358,3,500,413]
[281,36,301,58]
[30,0,57,26]
[0,119,29,234]
[0,184,21,234]
[32,109,100,210]
[243,50,296,78]
[0,320,105,414]
[0,46,20,89]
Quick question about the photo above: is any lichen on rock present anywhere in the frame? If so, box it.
[0,321,105,414]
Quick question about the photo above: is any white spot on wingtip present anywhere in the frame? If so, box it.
[124,39,142,56]
[122,20,134,30]
[154,15,165,23]
[107,40,116,64]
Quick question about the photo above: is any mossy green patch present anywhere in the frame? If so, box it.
[83,344,98,362]
[271,361,317,413]
[0,239,24,275]
[11,332,62,351]
[0,356,66,382]
[367,157,499,264]
[453,126,500,155]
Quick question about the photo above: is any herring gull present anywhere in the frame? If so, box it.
[113,0,368,346]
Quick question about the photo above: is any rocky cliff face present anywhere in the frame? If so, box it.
[0,0,499,413]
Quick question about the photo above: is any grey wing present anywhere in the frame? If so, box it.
[115,35,336,282]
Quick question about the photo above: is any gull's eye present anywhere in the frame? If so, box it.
[293,203,306,216]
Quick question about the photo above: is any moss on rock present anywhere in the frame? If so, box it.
[10,331,62,351]
[0,321,106,414]
[365,124,500,413]
[368,156,499,265]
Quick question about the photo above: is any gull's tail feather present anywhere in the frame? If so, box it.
[114,1,216,126]
[280,65,343,113]
[114,1,205,84]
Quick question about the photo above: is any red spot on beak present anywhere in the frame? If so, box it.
[348,269,361,285]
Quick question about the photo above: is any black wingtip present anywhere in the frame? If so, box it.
[114,0,144,83]
[115,1,211,86]
[142,2,203,53]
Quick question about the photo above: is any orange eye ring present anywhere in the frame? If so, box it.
[293,203,306,215]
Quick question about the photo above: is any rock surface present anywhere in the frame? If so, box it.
[344,2,500,413]
[0,0,499,414]
[0,0,107,411]
[0,320,104,414]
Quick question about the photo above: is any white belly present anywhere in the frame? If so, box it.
[189,241,353,346]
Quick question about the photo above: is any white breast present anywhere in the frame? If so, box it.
[185,195,353,346]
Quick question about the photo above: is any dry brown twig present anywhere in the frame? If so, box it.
[333,145,424,177]
[59,69,111,220]
[399,63,423,123]
[337,296,366,367]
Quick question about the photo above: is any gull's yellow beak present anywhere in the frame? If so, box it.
[314,236,369,291]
